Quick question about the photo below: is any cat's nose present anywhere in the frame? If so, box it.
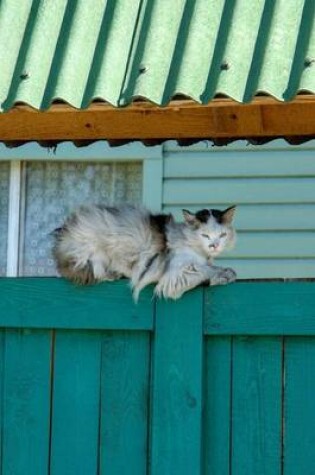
[210,242,220,250]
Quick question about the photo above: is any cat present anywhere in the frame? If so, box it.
[52,204,237,300]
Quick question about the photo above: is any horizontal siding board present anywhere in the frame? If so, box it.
[163,178,315,204]
[0,279,153,330]
[164,151,315,178]
[224,232,315,259]
[164,204,315,231]
[205,282,315,335]
[216,258,315,279]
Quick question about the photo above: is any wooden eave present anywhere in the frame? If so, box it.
[0,95,315,143]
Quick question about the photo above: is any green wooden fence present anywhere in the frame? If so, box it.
[0,279,314,475]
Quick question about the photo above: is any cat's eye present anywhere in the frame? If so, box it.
[201,234,211,239]
[220,232,227,238]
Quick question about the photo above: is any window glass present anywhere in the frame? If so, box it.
[0,163,9,275]
[20,161,142,276]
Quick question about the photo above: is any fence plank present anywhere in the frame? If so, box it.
[99,331,150,475]
[150,289,203,475]
[284,337,315,475]
[231,337,282,475]
[0,330,4,466]
[1,329,51,475]
[50,331,101,475]
[204,337,232,475]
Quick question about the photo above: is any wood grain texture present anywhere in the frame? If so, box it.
[50,331,102,475]
[204,337,232,475]
[205,282,315,335]
[231,337,282,475]
[1,329,51,475]
[0,97,314,141]
[284,337,315,475]
[99,331,150,475]
[150,289,203,475]
[0,278,153,330]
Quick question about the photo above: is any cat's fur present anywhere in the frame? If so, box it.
[53,204,237,300]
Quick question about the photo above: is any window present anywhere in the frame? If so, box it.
[0,142,163,277]
[0,163,10,276]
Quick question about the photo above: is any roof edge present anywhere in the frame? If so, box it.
[0,96,314,143]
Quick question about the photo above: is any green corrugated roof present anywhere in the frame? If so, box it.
[0,0,314,112]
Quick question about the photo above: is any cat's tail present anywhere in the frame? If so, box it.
[54,253,98,285]
[52,225,97,285]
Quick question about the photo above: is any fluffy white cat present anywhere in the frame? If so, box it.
[53,205,237,300]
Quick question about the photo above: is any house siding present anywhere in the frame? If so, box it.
[162,140,315,278]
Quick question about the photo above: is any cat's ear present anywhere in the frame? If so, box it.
[182,209,199,226]
[222,205,236,224]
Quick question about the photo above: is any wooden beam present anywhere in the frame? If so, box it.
[0,96,314,141]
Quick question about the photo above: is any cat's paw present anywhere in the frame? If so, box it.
[209,267,237,286]
[154,281,184,300]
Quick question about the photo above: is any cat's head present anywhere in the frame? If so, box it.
[182,206,236,258]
